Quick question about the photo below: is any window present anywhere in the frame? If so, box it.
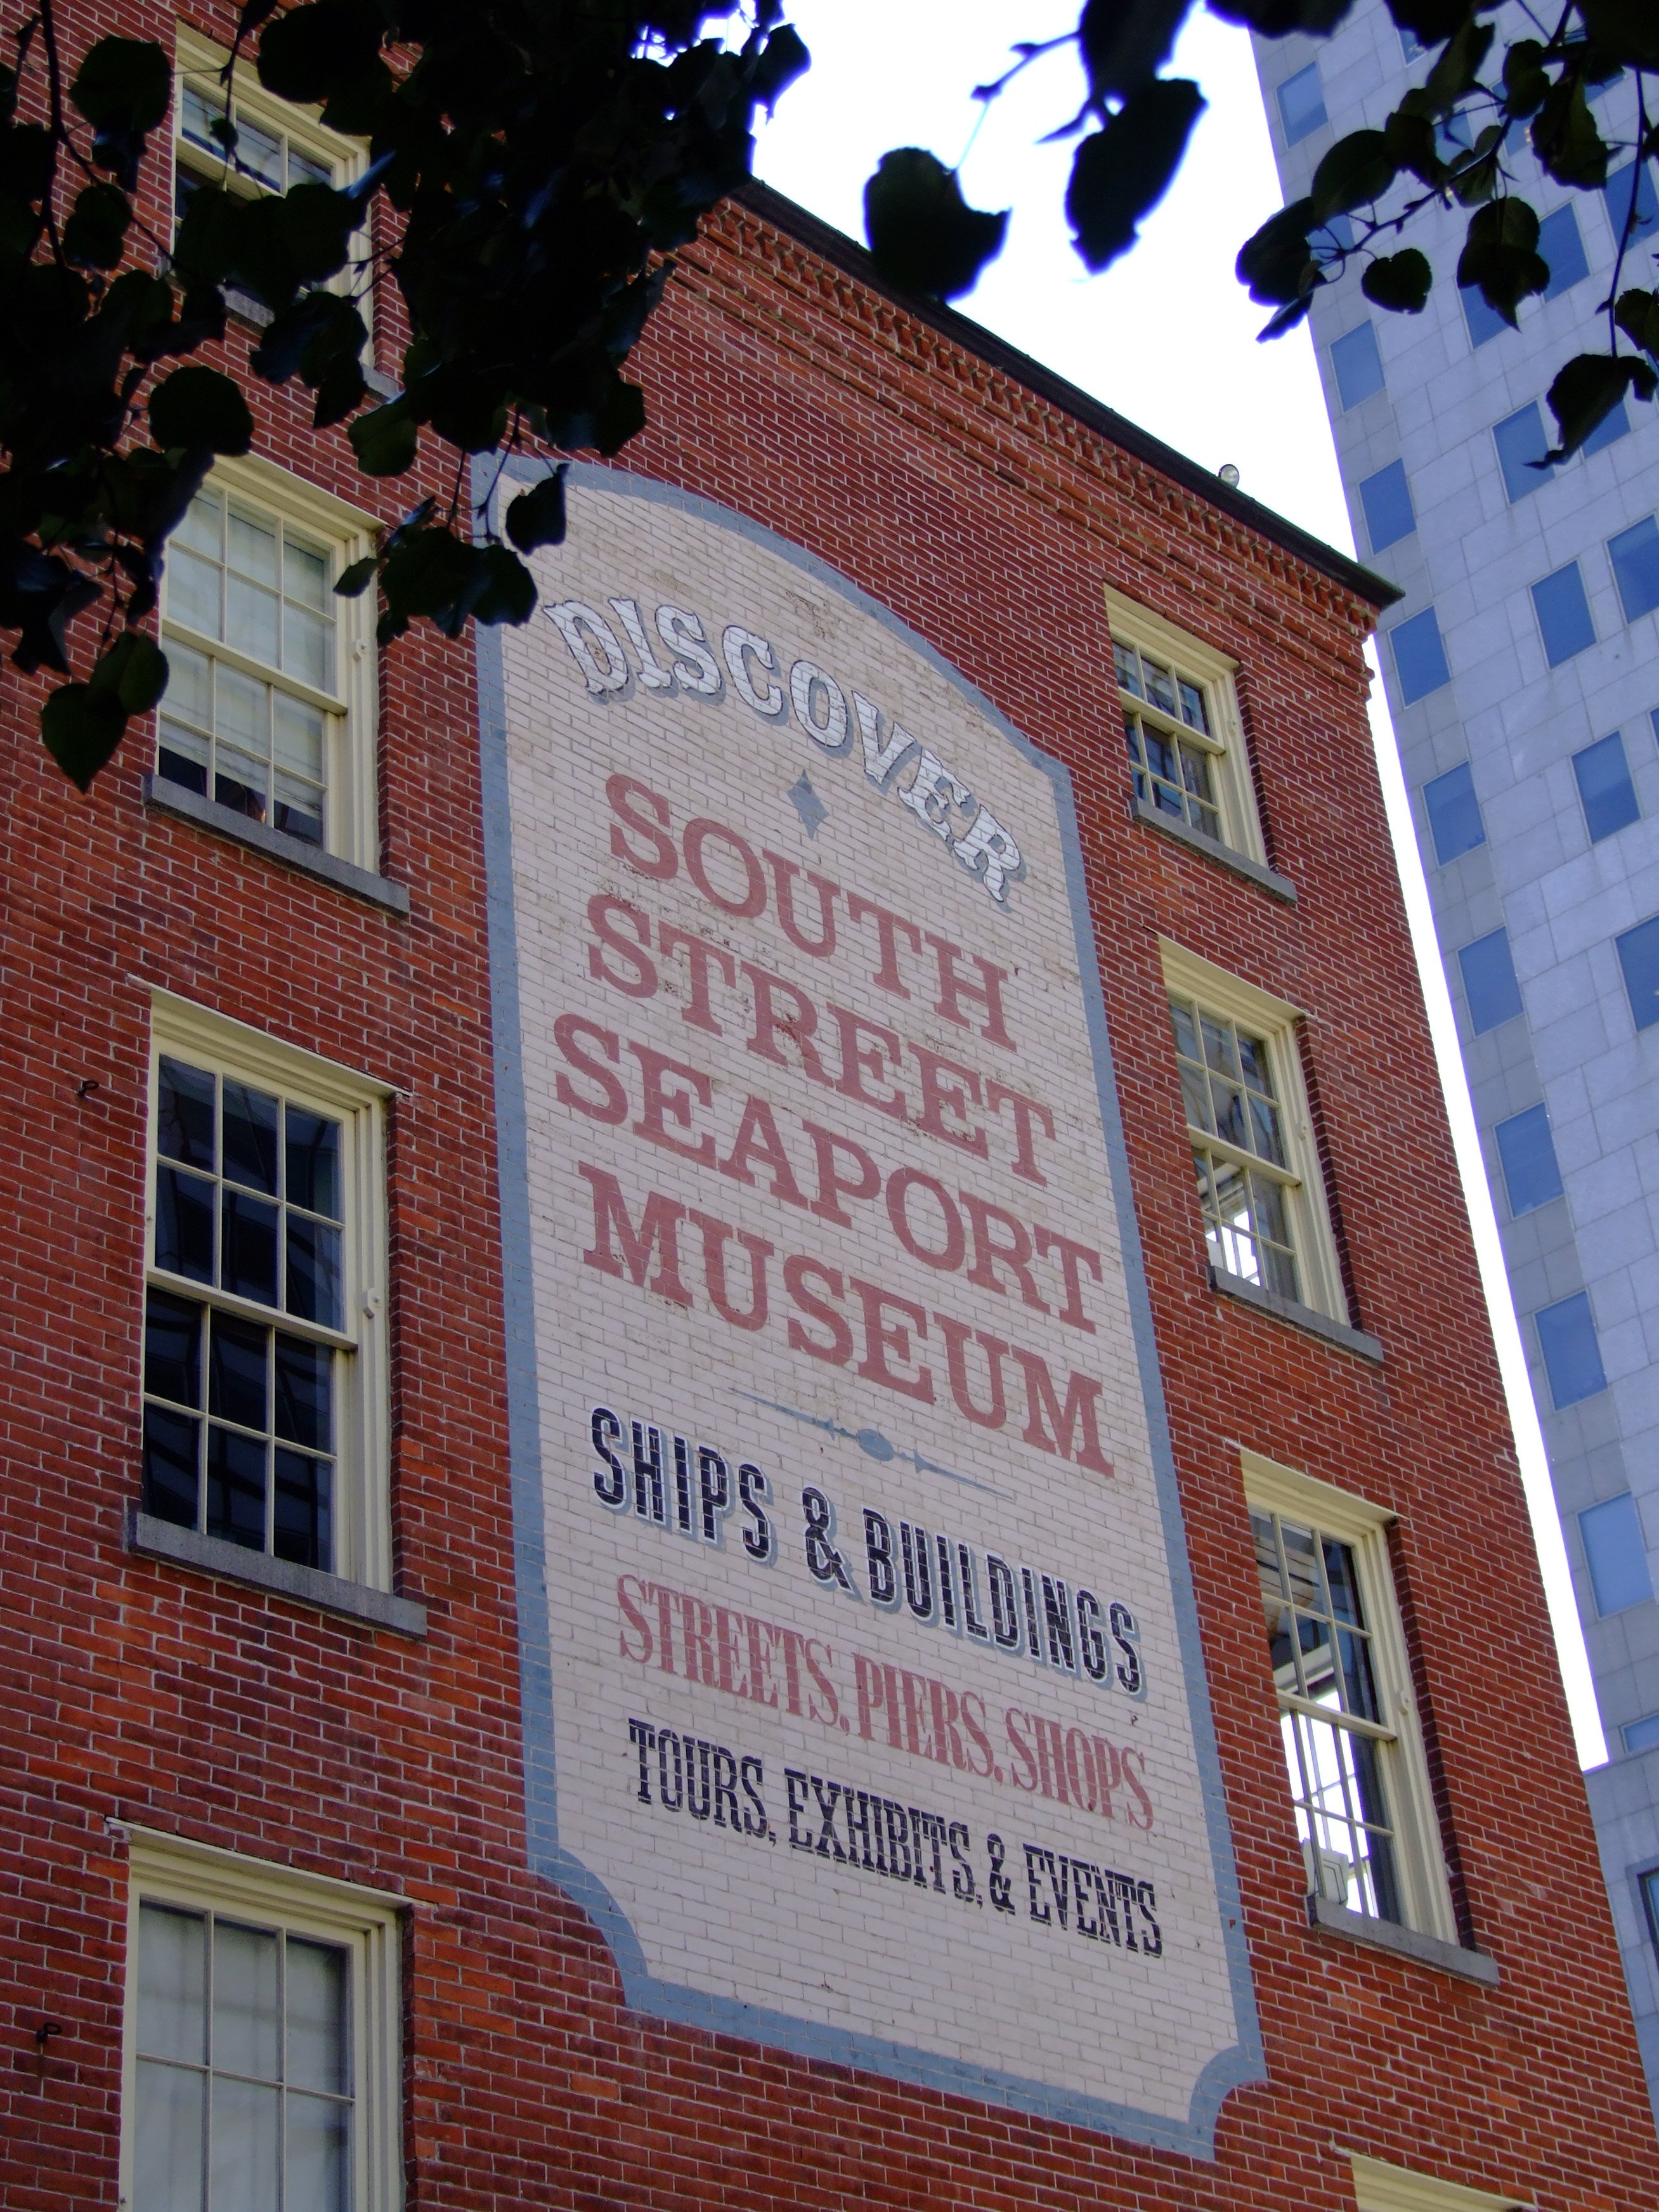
[1244,1452,1457,1945]
[1422,761,1484,863]
[1608,515,1659,622]
[1277,62,1328,145]
[122,1826,402,2212]
[1539,204,1590,297]
[1388,607,1450,704]
[1108,594,1266,864]
[1358,460,1415,553]
[1162,946,1346,1323]
[1615,913,1659,1030]
[1535,1290,1606,1409]
[1456,928,1523,1034]
[1583,399,1631,457]
[1573,730,1639,841]
[1532,562,1596,666]
[1493,403,1552,503]
[1644,1869,1659,1965]
[1461,282,1510,349]
[1435,106,1473,160]
[1580,1494,1652,1614]
[1493,1103,1564,1215]
[1398,23,1426,60]
[1604,160,1659,246]
[1330,322,1384,408]
[1350,2153,1526,2212]
[143,994,391,1587]
[1312,212,1353,263]
[159,460,377,869]
[1623,1713,1659,1753]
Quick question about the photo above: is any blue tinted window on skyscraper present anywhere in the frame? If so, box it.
[1389,608,1450,704]
[1583,400,1631,457]
[1359,460,1415,552]
[1539,204,1590,297]
[1461,283,1510,348]
[1573,731,1639,842]
[1604,161,1659,245]
[1330,322,1384,409]
[1494,1104,1564,1215]
[1457,928,1523,1034]
[1580,1493,1651,1611]
[1532,563,1596,665]
[1277,63,1327,145]
[1616,912,1659,1031]
[1493,405,1552,502]
[1537,1292,1608,1409]
[1398,23,1425,60]
[1422,762,1485,862]
[1610,516,1659,621]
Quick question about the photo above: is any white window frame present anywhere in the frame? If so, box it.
[1349,2151,1529,2212]
[1161,939,1347,1324]
[145,989,393,1591]
[1242,1450,1459,1948]
[1106,588,1268,865]
[159,453,381,875]
[119,1824,405,2212]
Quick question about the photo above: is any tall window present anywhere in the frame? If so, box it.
[142,997,390,1588]
[1110,594,1266,868]
[123,1830,403,2212]
[1243,1452,1459,1947]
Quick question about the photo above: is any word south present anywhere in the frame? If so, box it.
[547,593,1026,908]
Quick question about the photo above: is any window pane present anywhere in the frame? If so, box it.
[284,601,332,692]
[222,1188,280,1306]
[285,1939,349,2093]
[1609,516,1659,623]
[134,2057,205,2212]
[275,1337,332,1451]
[1532,562,1596,665]
[1615,913,1659,1030]
[143,1406,201,1528]
[1113,641,1142,696]
[286,1216,342,1329]
[1494,1103,1564,1215]
[288,146,334,192]
[1277,62,1327,145]
[1583,400,1630,457]
[1535,1290,1606,1408]
[207,1425,268,1550]
[176,491,222,561]
[159,1059,216,1170]
[274,1449,333,1570]
[1359,460,1415,553]
[1581,1493,1654,1615]
[235,115,285,193]
[1493,403,1552,504]
[146,1290,203,1408]
[1539,203,1589,297]
[285,534,330,611]
[1573,730,1639,842]
[228,505,280,589]
[209,1312,270,1433]
[140,1904,207,2063]
[156,1167,216,1284]
[1330,323,1384,410]
[212,1921,281,2081]
[1623,1712,1659,1753]
[1461,282,1509,349]
[170,546,223,639]
[209,2076,280,2212]
[1422,761,1485,863]
[180,82,225,158]
[1388,607,1450,703]
[223,1082,280,1197]
[1604,160,1659,245]
[1457,928,1524,1034]
[285,2093,349,2212]
[285,1108,341,1220]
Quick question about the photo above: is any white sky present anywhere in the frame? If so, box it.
[753,1,1607,1766]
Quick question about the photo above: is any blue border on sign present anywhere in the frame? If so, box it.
[475,457,1266,2159]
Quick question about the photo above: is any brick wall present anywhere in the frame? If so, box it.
[1,15,1653,2202]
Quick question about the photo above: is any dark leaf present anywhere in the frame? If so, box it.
[148,365,255,455]
[69,37,169,129]
[1237,196,1318,306]
[334,556,379,598]
[751,22,810,109]
[1385,0,1473,44]
[1422,15,1492,105]
[594,378,646,458]
[467,543,537,627]
[256,0,381,104]
[311,356,367,428]
[505,469,569,554]
[1502,40,1551,120]
[1533,74,1610,188]
[237,0,283,37]
[1078,0,1193,100]
[1614,289,1659,358]
[348,399,420,476]
[864,148,1010,300]
[1456,197,1548,325]
[1310,129,1396,219]
[42,682,127,791]
[1579,0,1659,70]
[62,181,133,268]
[1362,247,1433,311]
[1065,78,1206,272]
[88,629,169,713]
[1545,352,1659,460]
[1209,0,1352,30]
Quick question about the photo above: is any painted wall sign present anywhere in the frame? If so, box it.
[482,464,1261,2154]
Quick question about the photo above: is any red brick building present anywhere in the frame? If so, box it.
[3,16,1655,2209]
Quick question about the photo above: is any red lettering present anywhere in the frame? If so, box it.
[685,817,766,917]
[553,1014,627,1125]
[988,1079,1055,1186]
[802,1122,881,1225]
[765,851,839,958]
[829,1005,908,1121]
[959,1190,1049,1311]
[847,892,923,998]
[960,1691,996,1779]
[687,1209,772,1332]
[1012,1349,1114,1477]
[618,1575,653,1663]
[1036,1226,1103,1332]
[804,1641,840,1726]
[719,1094,809,1208]
[784,1255,852,1365]
[935,1313,1010,1429]
[628,1041,713,1165]
[743,963,831,1085]
[852,1278,934,1402]
[854,1652,887,1742]
[911,1043,989,1157]
[658,924,736,1036]
[1122,1747,1154,1831]
[885,1167,965,1271]
[1005,1707,1039,1793]
[578,1164,692,1306]
[606,774,677,878]
[925,932,1015,1051]
[586,893,657,999]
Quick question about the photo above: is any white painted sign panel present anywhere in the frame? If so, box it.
[483,464,1259,2152]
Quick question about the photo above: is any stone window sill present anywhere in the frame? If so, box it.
[1210,1266,1384,1363]
[1131,795,1297,902]
[1306,1895,1500,1986]
[127,1506,427,1637]
[143,776,410,916]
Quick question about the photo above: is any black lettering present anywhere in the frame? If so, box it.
[864,1509,897,1606]
[628,1717,655,1802]
[740,1755,768,1837]
[592,1406,627,1507]
[948,1821,977,1902]
[739,1462,775,1562]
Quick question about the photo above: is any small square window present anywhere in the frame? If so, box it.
[1604,160,1659,245]
[1422,761,1485,863]
[1536,1291,1607,1409]
[1615,911,1659,1030]
[1359,460,1415,553]
[1330,322,1384,410]
[1532,562,1596,666]
[1609,515,1659,622]
[1580,1493,1651,1612]
[1457,928,1523,1034]
[1277,62,1328,146]
[1539,204,1590,297]
[1573,730,1639,841]
[1623,1713,1659,1753]
[1435,107,1473,159]
[1388,608,1450,704]
[1493,404,1552,503]
[1493,1103,1563,1215]
[1461,282,1511,349]
[1313,212,1354,264]
[1583,400,1632,457]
